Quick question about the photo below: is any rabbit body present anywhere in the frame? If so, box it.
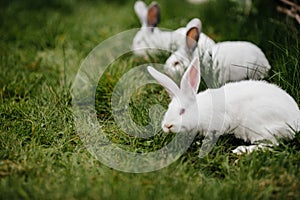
[132,1,185,56]
[148,58,299,154]
[165,29,270,84]
[132,26,186,56]
[195,80,299,142]
[203,41,271,84]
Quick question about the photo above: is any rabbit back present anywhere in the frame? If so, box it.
[203,41,271,84]
[219,80,299,143]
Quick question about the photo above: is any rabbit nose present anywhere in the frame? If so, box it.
[164,124,173,129]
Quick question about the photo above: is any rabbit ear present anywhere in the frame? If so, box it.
[147,66,180,98]
[186,18,201,52]
[186,27,200,51]
[134,1,148,25]
[180,57,201,95]
[186,18,202,32]
[147,2,160,30]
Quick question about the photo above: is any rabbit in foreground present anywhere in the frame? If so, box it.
[148,57,300,154]
[165,24,271,84]
[132,1,214,57]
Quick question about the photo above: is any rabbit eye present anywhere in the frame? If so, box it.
[173,61,180,66]
[179,108,185,115]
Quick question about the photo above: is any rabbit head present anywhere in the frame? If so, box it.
[148,58,201,133]
[164,18,201,76]
[132,1,161,56]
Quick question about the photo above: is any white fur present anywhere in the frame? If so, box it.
[132,2,214,56]
[166,38,271,84]
[132,1,184,56]
[203,41,271,84]
[148,58,300,154]
[132,26,186,56]
[164,18,215,76]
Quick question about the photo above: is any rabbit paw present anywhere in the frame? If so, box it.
[232,144,270,155]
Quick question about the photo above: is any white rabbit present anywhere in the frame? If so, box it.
[203,41,271,84]
[165,30,271,84]
[132,1,183,56]
[148,57,300,155]
[132,1,214,57]
[164,18,215,76]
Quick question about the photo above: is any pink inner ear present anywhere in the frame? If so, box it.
[147,4,160,28]
[186,27,199,51]
[189,64,199,91]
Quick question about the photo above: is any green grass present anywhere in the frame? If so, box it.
[1,0,300,199]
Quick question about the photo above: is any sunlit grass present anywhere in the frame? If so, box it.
[0,0,299,199]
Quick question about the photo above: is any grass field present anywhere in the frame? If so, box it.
[1,0,300,199]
